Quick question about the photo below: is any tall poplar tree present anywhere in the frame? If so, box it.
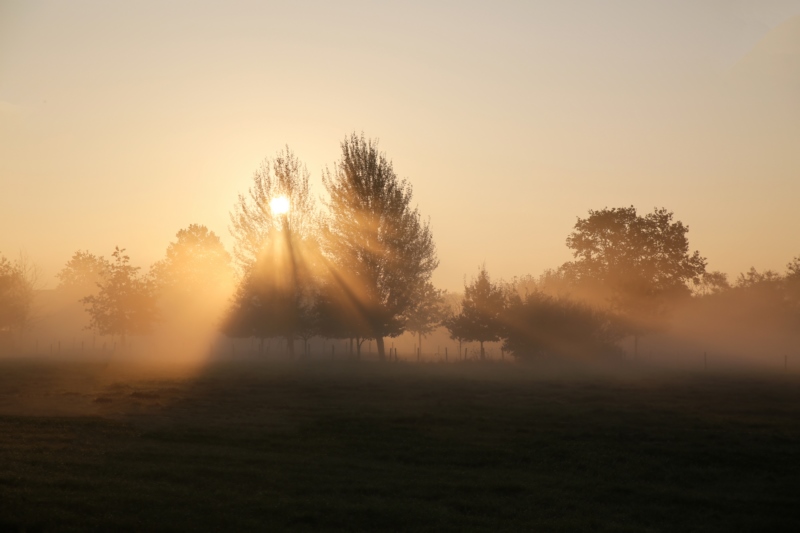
[322,133,438,360]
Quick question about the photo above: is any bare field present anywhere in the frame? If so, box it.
[1,358,799,532]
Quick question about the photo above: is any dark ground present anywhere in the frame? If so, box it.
[1,358,799,532]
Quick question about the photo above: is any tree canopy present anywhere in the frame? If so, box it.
[0,253,37,337]
[563,206,706,352]
[56,251,110,297]
[151,224,232,294]
[81,247,158,343]
[229,146,318,273]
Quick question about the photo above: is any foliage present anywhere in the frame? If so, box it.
[692,270,731,296]
[227,148,320,356]
[81,247,158,341]
[0,253,38,335]
[229,146,318,273]
[56,250,110,296]
[322,133,438,359]
[563,206,706,345]
[405,281,448,352]
[444,266,505,359]
[502,291,623,360]
[150,224,232,294]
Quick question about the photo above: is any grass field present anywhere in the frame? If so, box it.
[1,358,799,532]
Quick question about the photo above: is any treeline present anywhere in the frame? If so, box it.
[2,133,799,362]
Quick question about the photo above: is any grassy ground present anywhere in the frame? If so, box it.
[1,358,799,532]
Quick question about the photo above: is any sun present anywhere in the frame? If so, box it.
[270,195,290,216]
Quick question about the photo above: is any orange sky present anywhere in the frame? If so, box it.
[1,1,799,290]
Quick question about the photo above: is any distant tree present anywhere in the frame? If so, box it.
[405,281,448,356]
[227,147,320,357]
[444,266,505,360]
[81,247,158,344]
[57,250,110,298]
[322,133,438,360]
[149,224,234,346]
[502,291,623,360]
[693,270,731,297]
[563,206,706,356]
[0,252,38,337]
[735,267,783,288]
[151,224,232,295]
[787,256,800,309]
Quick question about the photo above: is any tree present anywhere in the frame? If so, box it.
[57,251,110,298]
[563,206,706,356]
[502,291,623,360]
[149,224,234,348]
[321,133,438,360]
[227,147,320,357]
[151,224,232,294]
[444,266,505,360]
[229,146,317,273]
[81,247,158,344]
[0,252,38,338]
[787,256,800,309]
[693,270,731,297]
[406,281,448,356]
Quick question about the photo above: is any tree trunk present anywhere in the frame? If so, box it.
[356,337,361,360]
[418,332,422,358]
[376,336,386,361]
[480,341,485,360]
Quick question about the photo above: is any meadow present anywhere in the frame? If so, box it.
[1,358,799,532]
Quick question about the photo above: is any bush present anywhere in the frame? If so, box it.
[502,292,623,360]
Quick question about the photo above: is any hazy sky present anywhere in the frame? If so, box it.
[2,0,800,290]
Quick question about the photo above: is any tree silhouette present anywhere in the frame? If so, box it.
[322,133,438,360]
[0,252,38,338]
[227,147,320,357]
[81,247,158,344]
[503,291,623,360]
[405,281,448,356]
[150,224,234,344]
[229,146,317,273]
[563,207,706,356]
[444,266,505,360]
[151,225,232,294]
[57,251,110,298]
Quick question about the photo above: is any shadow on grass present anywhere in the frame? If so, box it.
[1,358,800,531]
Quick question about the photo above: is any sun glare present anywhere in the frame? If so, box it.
[270,196,290,216]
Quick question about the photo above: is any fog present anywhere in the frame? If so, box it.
[2,7,800,380]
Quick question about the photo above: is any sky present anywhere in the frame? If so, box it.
[1,0,800,291]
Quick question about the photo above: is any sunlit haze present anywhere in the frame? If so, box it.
[4,4,800,530]
[2,1,800,290]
